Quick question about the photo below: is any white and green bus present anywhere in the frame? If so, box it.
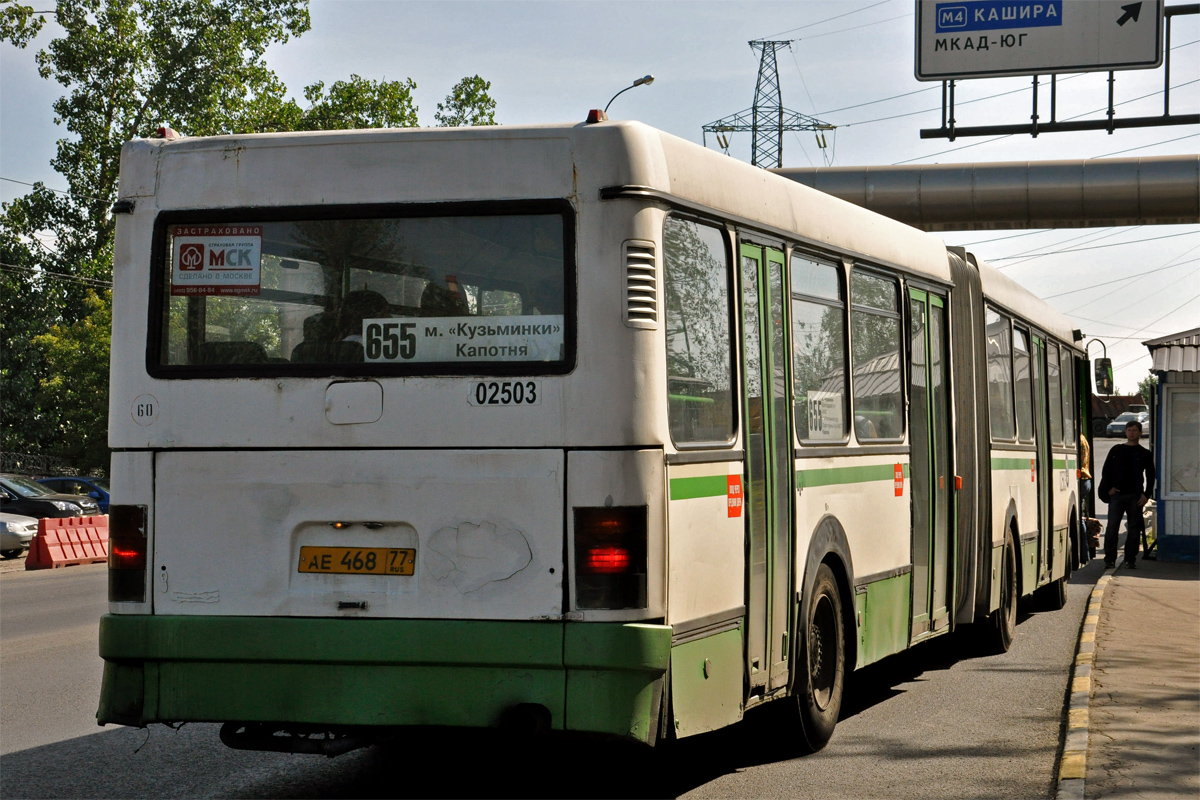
[99,120,1087,754]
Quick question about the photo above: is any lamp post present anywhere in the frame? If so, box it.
[604,75,655,113]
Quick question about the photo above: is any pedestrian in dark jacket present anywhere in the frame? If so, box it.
[1098,420,1156,568]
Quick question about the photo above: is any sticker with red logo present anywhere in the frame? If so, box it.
[1031,458,1036,482]
[171,225,263,296]
[727,475,743,518]
[894,463,904,497]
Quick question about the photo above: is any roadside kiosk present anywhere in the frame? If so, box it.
[1144,328,1200,561]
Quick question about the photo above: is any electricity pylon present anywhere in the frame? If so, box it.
[702,40,835,169]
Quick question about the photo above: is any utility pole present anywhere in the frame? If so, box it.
[703,40,834,169]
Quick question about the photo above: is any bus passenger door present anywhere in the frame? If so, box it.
[1033,335,1053,582]
[739,243,793,695]
[908,289,954,639]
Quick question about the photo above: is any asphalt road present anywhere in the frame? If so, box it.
[1,556,1101,799]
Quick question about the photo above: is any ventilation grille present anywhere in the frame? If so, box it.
[623,240,657,329]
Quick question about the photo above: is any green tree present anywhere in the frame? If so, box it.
[31,290,112,470]
[1,0,311,470]
[1138,374,1158,404]
[3,0,312,275]
[0,234,71,459]
[435,74,497,127]
[2,1,496,471]
[298,75,419,130]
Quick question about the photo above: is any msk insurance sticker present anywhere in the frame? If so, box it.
[171,225,262,296]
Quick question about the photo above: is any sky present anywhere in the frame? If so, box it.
[2,0,1198,391]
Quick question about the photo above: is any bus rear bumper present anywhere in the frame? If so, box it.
[98,615,671,744]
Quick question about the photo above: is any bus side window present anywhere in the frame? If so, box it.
[1047,340,1063,445]
[985,308,1015,440]
[1060,345,1076,441]
[791,254,847,442]
[663,216,735,446]
[850,270,903,441]
[1013,326,1034,442]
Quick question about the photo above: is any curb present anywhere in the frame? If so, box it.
[1055,568,1117,800]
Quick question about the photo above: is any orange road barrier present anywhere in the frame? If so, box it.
[25,515,109,570]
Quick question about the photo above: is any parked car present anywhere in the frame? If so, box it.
[38,476,110,514]
[0,474,101,519]
[0,512,38,559]
[1106,411,1150,437]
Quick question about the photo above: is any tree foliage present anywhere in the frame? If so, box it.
[32,291,112,470]
[435,74,497,127]
[1138,373,1158,404]
[2,1,499,472]
[5,0,312,270]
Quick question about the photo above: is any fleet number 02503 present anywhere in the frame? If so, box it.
[469,381,540,406]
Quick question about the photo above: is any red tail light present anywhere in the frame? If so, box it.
[108,505,147,602]
[585,545,632,574]
[574,506,646,609]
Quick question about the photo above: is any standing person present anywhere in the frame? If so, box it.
[1079,432,1097,559]
[1098,420,1156,569]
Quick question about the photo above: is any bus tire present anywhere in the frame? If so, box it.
[984,537,1017,654]
[1037,576,1067,611]
[795,563,845,752]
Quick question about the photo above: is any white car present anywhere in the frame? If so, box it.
[0,512,39,559]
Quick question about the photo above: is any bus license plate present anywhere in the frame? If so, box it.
[298,546,415,576]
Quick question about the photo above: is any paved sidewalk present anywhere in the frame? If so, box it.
[1086,557,1200,799]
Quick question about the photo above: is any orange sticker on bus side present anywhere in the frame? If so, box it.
[727,475,743,518]
[894,463,904,497]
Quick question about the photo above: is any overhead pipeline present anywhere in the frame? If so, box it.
[773,155,1200,231]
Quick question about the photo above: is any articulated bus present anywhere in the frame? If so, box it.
[99,121,1088,753]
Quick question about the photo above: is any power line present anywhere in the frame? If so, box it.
[1092,133,1200,159]
[811,38,1196,122]
[949,229,1051,246]
[1043,256,1200,300]
[759,0,896,39]
[1,176,107,203]
[994,226,1143,269]
[989,230,1199,260]
[1070,314,1167,335]
[0,261,113,287]
[1112,290,1200,368]
[796,12,912,41]
[789,50,819,115]
[842,74,1084,128]
[1066,264,1200,316]
[893,77,1200,165]
[814,86,938,116]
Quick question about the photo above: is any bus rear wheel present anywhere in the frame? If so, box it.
[1037,576,1067,611]
[795,563,845,752]
[983,538,1017,654]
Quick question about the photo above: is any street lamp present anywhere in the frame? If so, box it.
[604,75,655,113]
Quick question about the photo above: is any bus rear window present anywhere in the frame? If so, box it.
[154,211,570,373]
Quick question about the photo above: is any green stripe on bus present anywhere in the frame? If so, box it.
[669,475,728,500]
[796,462,909,488]
[1053,458,1074,470]
[992,457,1033,471]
